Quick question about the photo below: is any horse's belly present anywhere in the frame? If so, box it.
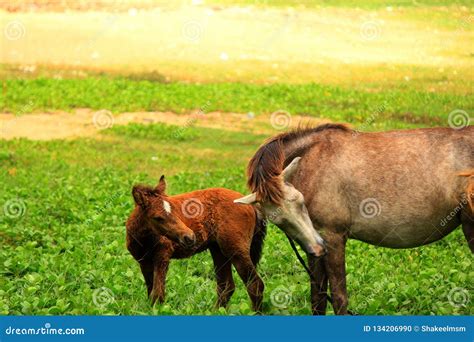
[348,215,460,248]
[342,176,465,248]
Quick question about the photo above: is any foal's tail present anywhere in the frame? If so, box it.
[250,209,267,266]
[459,170,474,212]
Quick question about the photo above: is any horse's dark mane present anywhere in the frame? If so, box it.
[247,123,351,204]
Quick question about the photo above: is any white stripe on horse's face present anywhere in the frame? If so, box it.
[163,200,171,214]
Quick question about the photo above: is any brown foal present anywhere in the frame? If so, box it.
[126,176,266,312]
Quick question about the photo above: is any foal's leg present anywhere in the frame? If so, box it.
[139,262,154,297]
[324,232,349,315]
[231,254,264,313]
[150,253,170,305]
[126,231,154,297]
[308,254,328,315]
[210,245,235,307]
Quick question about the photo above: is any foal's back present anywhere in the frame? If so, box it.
[171,188,257,240]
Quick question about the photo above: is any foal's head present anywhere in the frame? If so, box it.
[132,176,196,248]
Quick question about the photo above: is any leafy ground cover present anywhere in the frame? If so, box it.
[1,123,472,315]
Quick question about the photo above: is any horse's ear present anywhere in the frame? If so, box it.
[156,175,166,193]
[282,157,301,182]
[234,193,258,205]
[132,185,150,208]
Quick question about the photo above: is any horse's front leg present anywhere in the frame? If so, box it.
[324,231,348,315]
[150,254,170,305]
[308,254,328,315]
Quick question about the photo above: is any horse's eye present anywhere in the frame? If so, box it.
[153,217,165,223]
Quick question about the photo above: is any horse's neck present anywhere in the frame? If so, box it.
[282,134,318,165]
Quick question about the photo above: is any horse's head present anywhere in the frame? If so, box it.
[234,157,326,257]
[132,176,196,248]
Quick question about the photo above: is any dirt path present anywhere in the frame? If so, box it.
[0,109,328,140]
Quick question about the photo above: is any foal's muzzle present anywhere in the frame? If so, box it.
[180,233,196,248]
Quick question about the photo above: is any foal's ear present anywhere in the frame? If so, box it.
[156,175,166,194]
[132,186,151,208]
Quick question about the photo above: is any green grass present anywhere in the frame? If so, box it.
[2,77,473,130]
[1,123,472,315]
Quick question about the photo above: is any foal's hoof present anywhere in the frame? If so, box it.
[149,293,165,306]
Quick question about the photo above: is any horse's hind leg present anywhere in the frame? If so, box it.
[231,254,264,313]
[308,254,328,315]
[210,245,235,307]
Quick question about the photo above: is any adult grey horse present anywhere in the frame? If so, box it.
[235,123,473,315]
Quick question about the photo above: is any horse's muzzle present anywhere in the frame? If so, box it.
[307,242,327,257]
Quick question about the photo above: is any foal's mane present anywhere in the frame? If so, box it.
[247,123,351,204]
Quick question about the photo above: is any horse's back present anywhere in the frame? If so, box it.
[303,126,473,248]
